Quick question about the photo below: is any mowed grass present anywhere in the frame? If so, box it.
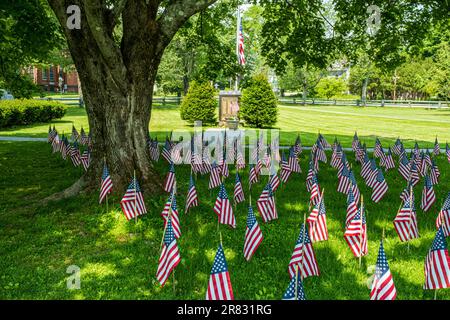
[1,141,450,299]
[1,103,449,149]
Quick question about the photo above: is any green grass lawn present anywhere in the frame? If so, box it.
[0,141,449,299]
[1,104,449,149]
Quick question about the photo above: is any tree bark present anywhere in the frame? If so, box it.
[46,0,217,199]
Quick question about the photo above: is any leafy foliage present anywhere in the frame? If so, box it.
[0,99,66,128]
[180,81,217,124]
[0,0,62,97]
[240,74,278,128]
[315,77,348,99]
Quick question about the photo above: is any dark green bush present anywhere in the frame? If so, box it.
[240,74,278,128]
[180,81,217,124]
[0,99,67,128]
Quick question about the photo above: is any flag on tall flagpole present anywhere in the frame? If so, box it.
[206,244,234,300]
[237,7,245,66]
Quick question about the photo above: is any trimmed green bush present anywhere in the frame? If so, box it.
[180,81,217,124]
[240,74,278,128]
[0,99,67,128]
[315,77,349,99]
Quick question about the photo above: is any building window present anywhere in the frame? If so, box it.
[49,66,54,82]
[42,69,47,80]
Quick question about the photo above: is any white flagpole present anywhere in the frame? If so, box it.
[235,5,240,91]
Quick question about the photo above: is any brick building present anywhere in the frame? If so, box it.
[25,65,80,93]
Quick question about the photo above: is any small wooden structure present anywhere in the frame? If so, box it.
[218,90,241,128]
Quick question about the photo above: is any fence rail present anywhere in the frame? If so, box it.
[278,98,449,108]
[35,96,450,109]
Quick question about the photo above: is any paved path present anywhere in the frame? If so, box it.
[0,136,46,142]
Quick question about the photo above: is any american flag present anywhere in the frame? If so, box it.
[349,170,360,203]
[161,193,181,239]
[69,141,81,167]
[256,183,278,223]
[419,151,429,176]
[163,162,176,193]
[220,154,229,178]
[243,206,263,261]
[79,128,86,145]
[206,244,234,300]
[262,148,271,169]
[280,152,292,184]
[446,143,450,163]
[430,159,440,185]
[366,159,378,188]
[393,197,419,242]
[318,133,330,148]
[156,217,181,287]
[436,192,450,237]
[371,169,388,203]
[374,138,383,158]
[409,161,420,186]
[288,224,320,279]
[149,137,160,162]
[307,194,328,243]
[214,184,236,228]
[370,240,397,300]
[255,157,263,178]
[392,138,403,156]
[424,227,450,290]
[99,162,113,204]
[161,137,172,163]
[233,172,245,204]
[120,177,147,221]
[202,148,213,174]
[331,144,342,168]
[398,153,410,181]
[294,135,302,157]
[80,148,90,171]
[344,205,368,257]
[282,272,306,300]
[434,137,440,156]
[337,165,351,194]
[236,146,246,170]
[421,174,436,212]
[400,182,415,204]
[185,174,199,213]
[305,161,315,192]
[413,141,420,157]
[237,14,245,66]
[269,171,281,192]
[209,162,221,189]
[346,187,359,227]
[309,174,320,206]
[47,125,56,143]
[71,125,79,142]
[249,164,258,187]
[383,147,395,170]
[288,147,301,173]
[355,142,366,164]
[315,142,327,164]
[52,133,62,153]
[360,153,372,180]
[170,142,183,165]
[337,153,349,178]
[352,132,359,151]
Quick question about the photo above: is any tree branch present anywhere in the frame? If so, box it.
[157,0,218,49]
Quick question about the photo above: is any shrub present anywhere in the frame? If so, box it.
[0,99,67,128]
[240,74,278,128]
[180,81,217,124]
[316,77,349,99]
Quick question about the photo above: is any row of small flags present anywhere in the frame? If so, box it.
[48,125,91,171]
[47,126,450,299]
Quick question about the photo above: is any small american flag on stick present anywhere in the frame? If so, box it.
[424,227,450,290]
[120,175,147,221]
[243,206,263,261]
[370,240,397,300]
[206,244,234,300]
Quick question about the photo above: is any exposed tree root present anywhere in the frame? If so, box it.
[42,176,88,204]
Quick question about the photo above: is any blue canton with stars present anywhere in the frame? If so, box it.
[375,241,390,278]
[211,245,229,274]
[102,163,110,180]
[431,228,448,252]
[282,275,306,300]
[218,183,229,200]
[296,224,311,245]
[164,218,176,246]
[246,206,257,229]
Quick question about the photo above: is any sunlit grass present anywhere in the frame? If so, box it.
[0,141,449,299]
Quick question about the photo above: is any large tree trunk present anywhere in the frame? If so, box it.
[45,0,217,200]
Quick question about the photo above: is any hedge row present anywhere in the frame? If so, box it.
[0,100,67,128]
